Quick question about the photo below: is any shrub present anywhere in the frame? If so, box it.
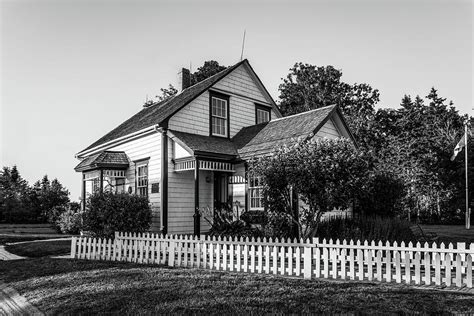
[57,209,83,234]
[201,206,263,238]
[316,216,416,243]
[82,192,152,239]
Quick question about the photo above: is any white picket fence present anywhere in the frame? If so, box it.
[71,232,474,289]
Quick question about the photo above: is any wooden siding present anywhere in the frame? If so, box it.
[169,64,277,138]
[315,118,340,139]
[108,133,162,231]
[167,140,213,234]
[213,64,269,104]
[169,93,209,136]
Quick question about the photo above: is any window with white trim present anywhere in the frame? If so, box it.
[256,108,270,124]
[136,162,148,197]
[249,174,264,210]
[211,96,228,137]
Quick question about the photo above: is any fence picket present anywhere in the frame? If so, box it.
[74,232,474,290]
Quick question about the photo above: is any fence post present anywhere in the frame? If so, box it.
[303,244,312,279]
[71,237,77,259]
[168,240,175,267]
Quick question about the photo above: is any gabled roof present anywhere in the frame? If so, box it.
[74,151,129,172]
[233,105,341,160]
[167,105,353,161]
[79,59,280,155]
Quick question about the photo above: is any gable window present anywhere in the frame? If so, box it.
[210,92,230,137]
[249,174,264,210]
[136,161,148,196]
[255,104,271,124]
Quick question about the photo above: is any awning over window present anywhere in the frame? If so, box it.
[74,151,129,172]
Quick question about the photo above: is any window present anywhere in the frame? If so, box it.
[210,92,229,137]
[249,174,264,210]
[255,104,271,124]
[92,178,100,194]
[136,162,148,196]
[115,178,125,194]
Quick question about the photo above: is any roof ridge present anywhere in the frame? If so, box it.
[270,104,337,123]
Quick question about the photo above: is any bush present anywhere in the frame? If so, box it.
[57,209,83,234]
[201,206,263,238]
[316,216,416,243]
[82,192,152,239]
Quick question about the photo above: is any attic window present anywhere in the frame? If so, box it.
[210,92,230,137]
[255,104,271,124]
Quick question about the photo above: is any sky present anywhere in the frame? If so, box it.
[1,0,472,201]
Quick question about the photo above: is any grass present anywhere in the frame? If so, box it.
[0,235,68,245]
[0,258,473,315]
[420,225,474,244]
[4,239,71,257]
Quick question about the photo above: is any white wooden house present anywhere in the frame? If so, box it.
[74,59,356,235]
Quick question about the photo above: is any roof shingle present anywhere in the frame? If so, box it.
[74,151,129,171]
[79,60,247,154]
[233,105,337,159]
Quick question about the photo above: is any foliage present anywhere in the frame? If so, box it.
[82,192,152,238]
[155,60,226,102]
[190,60,226,85]
[278,61,472,224]
[155,84,178,102]
[251,138,371,239]
[278,63,380,150]
[57,208,83,234]
[356,171,405,217]
[201,205,263,238]
[0,166,36,223]
[316,217,416,243]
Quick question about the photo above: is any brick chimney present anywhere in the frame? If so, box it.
[178,68,191,92]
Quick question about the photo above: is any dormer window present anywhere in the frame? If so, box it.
[255,104,271,124]
[210,92,230,137]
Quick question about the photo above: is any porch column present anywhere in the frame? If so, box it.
[82,174,86,211]
[160,130,168,235]
[99,170,104,193]
[244,163,249,212]
[193,157,200,236]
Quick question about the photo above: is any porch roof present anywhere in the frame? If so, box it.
[169,130,238,159]
[74,151,129,172]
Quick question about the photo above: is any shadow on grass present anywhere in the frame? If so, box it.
[1,258,474,314]
[5,240,72,257]
[0,258,165,283]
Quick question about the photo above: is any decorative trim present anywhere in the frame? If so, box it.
[174,158,235,173]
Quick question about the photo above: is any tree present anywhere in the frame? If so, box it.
[155,84,178,102]
[278,62,380,149]
[154,60,227,102]
[190,60,226,85]
[37,176,70,223]
[0,166,35,223]
[250,138,370,239]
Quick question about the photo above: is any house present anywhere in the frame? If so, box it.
[74,59,356,235]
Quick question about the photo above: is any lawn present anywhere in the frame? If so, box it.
[420,225,474,244]
[0,258,473,315]
[4,239,71,257]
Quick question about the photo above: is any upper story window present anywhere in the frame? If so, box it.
[210,92,230,138]
[255,104,271,124]
[136,160,149,197]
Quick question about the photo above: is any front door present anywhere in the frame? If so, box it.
[214,172,229,209]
